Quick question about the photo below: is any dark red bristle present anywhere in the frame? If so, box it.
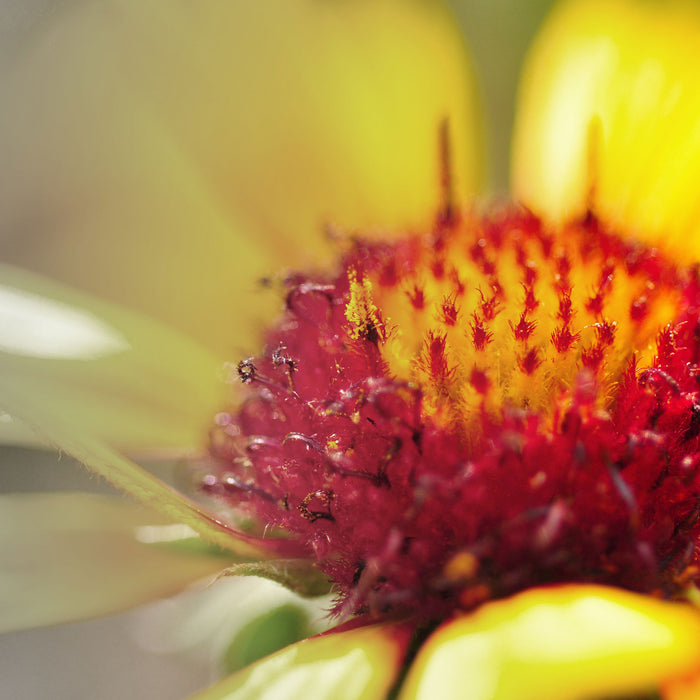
[518,347,542,375]
[511,312,537,342]
[557,292,574,323]
[630,296,649,322]
[581,344,605,370]
[470,368,490,395]
[596,320,617,346]
[551,325,580,353]
[470,315,493,351]
[480,291,500,321]
[440,296,459,326]
[523,262,538,287]
[420,332,454,389]
[431,257,446,280]
[407,284,426,310]
[522,284,539,313]
[448,267,466,296]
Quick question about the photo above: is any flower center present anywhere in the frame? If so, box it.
[205,206,700,619]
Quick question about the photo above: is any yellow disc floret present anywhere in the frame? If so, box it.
[361,209,681,444]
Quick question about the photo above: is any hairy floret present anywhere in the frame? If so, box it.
[206,207,700,619]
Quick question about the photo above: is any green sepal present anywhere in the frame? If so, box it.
[218,559,332,598]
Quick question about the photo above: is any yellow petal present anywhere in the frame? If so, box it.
[1,0,482,357]
[0,492,232,633]
[399,585,700,700]
[188,622,411,700]
[0,263,222,452]
[512,0,700,259]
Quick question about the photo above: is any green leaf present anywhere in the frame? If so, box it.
[188,622,413,700]
[223,605,311,674]
[0,491,236,633]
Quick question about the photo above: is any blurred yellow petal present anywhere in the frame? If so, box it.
[512,0,700,259]
[399,585,700,700]
[0,0,482,357]
[188,622,411,700]
[0,263,222,452]
[0,492,232,633]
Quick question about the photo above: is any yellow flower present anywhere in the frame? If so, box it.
[4,1,700,699]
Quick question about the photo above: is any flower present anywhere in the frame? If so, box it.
[4,1,700,699]
[210,206,700,615]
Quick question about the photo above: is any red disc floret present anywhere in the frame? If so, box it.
[206,208,700,619]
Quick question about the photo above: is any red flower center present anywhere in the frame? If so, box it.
[205,206,700,619]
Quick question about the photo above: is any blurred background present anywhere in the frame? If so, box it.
[449,0,556,191]
[0,0,556,698]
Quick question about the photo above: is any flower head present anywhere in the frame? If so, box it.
[207,198,700,623]
[6,1,700,699]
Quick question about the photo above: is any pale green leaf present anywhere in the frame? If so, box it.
[188,623,412,700]
[129,576,333,669]
[0,381,280,558]
[0,491,235,633]
[0,264,298,567]
[0,262,225,452]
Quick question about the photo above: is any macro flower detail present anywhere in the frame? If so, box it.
[7,0,700,699]
[206,203,700,620]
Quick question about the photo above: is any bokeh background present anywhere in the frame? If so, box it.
[1,1,556,698]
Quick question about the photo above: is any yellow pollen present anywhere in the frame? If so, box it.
[444,551,480,583]
[345,268,386,343]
